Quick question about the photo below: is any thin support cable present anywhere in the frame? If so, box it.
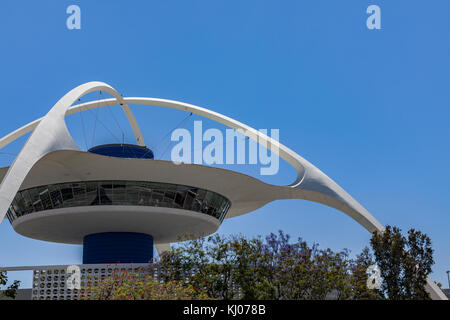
[158,113,195,160]
[91,106,99,147]
[104,91,126,144]
[88,109,122,144]
[79,105,89,150]
[152,112,193,159]
[87,96,122,145]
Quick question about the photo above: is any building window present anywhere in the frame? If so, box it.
[7,180,230,224]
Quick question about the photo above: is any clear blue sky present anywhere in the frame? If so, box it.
[0,0,449,289]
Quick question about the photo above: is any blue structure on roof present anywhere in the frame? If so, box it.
[88,144,154,159]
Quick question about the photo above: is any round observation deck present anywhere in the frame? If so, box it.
[88,144,154,159]
[7,180,230,245]
[2,149,277,247]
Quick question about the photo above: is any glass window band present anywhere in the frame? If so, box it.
[7,180,230,224]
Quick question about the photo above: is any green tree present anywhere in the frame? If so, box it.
[160,234,247,299]
[349,247,383,300]
[370,225,434,300]
[160,231,381,300]
[80,267,212,300]
[228,235,268,299]
[0,271,20,299]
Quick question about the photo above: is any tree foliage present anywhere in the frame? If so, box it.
[370,226,434,300]
[0,271,20,299]
[160,231,381,300]
[80,266,212,300]
[80,227,435,300]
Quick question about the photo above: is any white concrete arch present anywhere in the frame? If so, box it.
[0,83,446,299]
[0,96,382,233]
[0,82,143,225]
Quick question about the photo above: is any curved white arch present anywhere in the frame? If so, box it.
[0,97,381,233]
[0,82,144,225]
[0,99,145,151]
[0,84,446,299]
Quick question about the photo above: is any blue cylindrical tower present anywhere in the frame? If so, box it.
[83,232,154,264]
